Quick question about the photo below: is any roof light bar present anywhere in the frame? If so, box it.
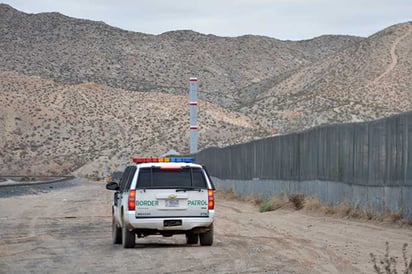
[132,157,195,164]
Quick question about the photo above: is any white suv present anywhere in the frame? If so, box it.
[106,157,215,248]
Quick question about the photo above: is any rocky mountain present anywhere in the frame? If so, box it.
[0,4,411,176]
[0,4,362,108]
[241,22,412,133]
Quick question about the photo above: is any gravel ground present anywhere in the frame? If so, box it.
[1,179,412,273]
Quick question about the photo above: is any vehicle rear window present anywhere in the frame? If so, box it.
[136,167,207,189]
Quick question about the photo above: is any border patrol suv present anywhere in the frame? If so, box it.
[106,157,215,248]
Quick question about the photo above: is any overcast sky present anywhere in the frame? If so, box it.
[2,0,411,40]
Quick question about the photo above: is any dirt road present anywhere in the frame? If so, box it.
[0,179,411,273]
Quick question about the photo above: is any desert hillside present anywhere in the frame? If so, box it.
[0,4,411,176]
[240,22,412,133]
[0,72,261,175]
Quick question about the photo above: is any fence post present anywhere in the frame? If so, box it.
[402,114,408,214]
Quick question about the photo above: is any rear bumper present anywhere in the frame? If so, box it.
[124,210,215,231]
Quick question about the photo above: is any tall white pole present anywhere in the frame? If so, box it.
[189,77,198,154]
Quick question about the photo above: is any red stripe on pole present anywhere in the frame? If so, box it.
[189,78,198,82]
[189,102,198,106]
[190,126,198,130]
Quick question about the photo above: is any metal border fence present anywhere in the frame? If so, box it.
[195,111,412,216]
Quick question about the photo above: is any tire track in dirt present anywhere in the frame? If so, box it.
[217,199,355,273]
[217,196,412,273]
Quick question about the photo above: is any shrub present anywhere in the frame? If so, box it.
[370,242,412,274]
[259,200,274,212]
[304,197,322,211]
[288,193,305,210]
[389,212,403,223]
[259,195,289,212]
[245,195,263,206]
[215,189,239,200]
[21,176,30,182]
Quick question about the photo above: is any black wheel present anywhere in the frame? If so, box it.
[122,218,135,248]
[199,225,213,246]
[112,216,122,244]
[186,232,199,245]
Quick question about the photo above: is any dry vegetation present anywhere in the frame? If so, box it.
[218,189,412,225]
[370,242,412,274]
[216,189,262,207]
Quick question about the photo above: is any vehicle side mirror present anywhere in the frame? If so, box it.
[106,182,119,191]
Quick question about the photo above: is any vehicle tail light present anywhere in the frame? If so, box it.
[128,190,136,210]
[208,189,214,210]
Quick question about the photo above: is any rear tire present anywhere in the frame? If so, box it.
[186,232,198,245]
[112,216,122,244]
[199,225,213,246]
[122,218,135,248]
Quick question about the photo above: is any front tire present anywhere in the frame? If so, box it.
[122,218,135,248]
[199,225,213,246]
[112,216,122,244]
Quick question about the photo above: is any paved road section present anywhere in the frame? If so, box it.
[0,179,411,273]
[0,176,73,188]
[0,177,79,198]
